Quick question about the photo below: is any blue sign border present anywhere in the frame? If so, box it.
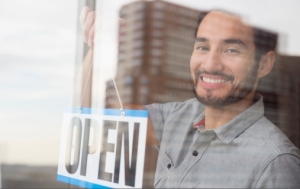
[66,108,148,118]
[57,174,112,189]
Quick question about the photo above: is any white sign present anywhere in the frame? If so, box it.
[57,108,148,188]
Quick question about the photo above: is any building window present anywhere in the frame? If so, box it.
[133,40,144,48]
[151,67,159,75]
[123,87,133,95]
[153,30,163,37]
[153,1,164,9]
[153,20,163,28]
[133,49,143,57]
[119,44,126,51]
[134,22,144,30]
[119,52,125,60]
[168,5,177,12]
[124,76,133,85]
[135,2,146,11]
[153,11,164,19]
[134,30,144,39]
[152,49,162,56]
[133,59,142,66]
[140,76,148,84]
[151,58,161,65]
[139,86,149,94]
[139,96,147,104]
[152,39,163,47]
[135,12,145,20]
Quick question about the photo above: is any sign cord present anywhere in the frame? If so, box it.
[112,78,125,116]
[78,56,93,114]
[78,4,124,116]
[78,53,125,116]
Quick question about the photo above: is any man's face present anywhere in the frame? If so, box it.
[190,11,259,108]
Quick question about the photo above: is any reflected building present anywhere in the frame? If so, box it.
[105,0,200,107]
[276,55,300,149]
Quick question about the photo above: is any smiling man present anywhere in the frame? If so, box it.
[190,11,273,129]
[81,8,300,188]
[145,11,300,188]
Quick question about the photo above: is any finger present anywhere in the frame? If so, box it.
[88,24,95,47]
[80,6,92,28]
[83,11,96,43]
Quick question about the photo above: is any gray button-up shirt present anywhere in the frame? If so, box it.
[145,96,300,188]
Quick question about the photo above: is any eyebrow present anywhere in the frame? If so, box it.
[223,38,247,48]
[195,37,248,48]
[195,37,208,43]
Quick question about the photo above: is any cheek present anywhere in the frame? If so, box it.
[190,55,199,74]
[190,56,196,79]
[231,64,256,84]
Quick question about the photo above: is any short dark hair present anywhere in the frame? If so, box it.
[194,11,278,63]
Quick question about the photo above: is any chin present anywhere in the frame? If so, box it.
[193,88,251,108]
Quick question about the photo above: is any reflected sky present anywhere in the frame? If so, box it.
[0,0,77,165]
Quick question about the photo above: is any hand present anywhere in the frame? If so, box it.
[80,6,96,47]
[80,6,126,48]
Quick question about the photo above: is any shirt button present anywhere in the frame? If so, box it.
[167,163,172,169]
[192,150,198,156]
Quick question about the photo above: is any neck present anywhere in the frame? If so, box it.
[204,92,256,130]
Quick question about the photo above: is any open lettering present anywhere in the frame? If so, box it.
[59,112,147,188]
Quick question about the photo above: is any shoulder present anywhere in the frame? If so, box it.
[144,98,204,142]
[254,151,300,188]
[243,117,300,187]
[245,116,300,157]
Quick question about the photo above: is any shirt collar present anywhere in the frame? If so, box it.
[193,118,205,132]
[193,111,205,130]
[193,94,264,144]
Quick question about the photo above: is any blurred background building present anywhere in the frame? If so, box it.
[105,0,200,107]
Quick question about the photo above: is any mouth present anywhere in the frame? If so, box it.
[201,76,228,84]
[194,71,234,88]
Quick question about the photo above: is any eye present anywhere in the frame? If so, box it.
[225,48,240,54]
[196,45,209,51]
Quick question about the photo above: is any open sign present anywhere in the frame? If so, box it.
[57,109,148,188]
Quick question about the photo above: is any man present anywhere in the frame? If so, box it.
[81,7,300,188]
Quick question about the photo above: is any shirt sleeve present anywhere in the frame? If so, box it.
[144,103,176,143]
[254,154,300,188]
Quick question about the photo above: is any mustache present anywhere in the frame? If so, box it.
[195,70,234,83]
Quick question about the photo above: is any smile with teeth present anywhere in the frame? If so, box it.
[202,77,227,84]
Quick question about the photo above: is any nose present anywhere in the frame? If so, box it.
[201,49,224,72]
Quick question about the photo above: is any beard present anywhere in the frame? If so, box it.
[192,68,258,108]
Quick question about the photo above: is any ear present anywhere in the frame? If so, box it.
[257,51,275,78]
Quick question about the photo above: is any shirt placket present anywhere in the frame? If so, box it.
[172,130,216,188]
